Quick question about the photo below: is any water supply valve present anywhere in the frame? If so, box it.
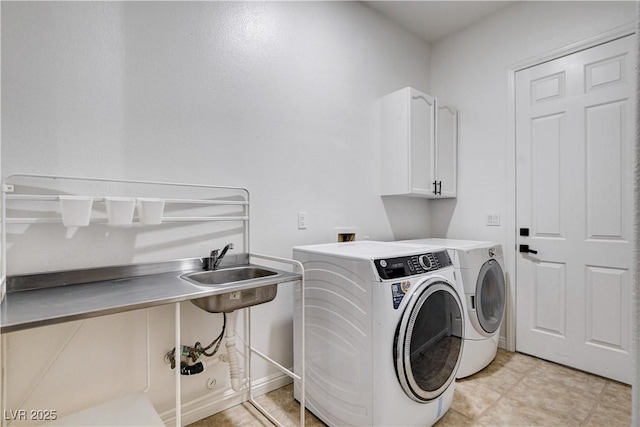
[164,313,227,376]
[165,345,203,370]
[180,361,205,376]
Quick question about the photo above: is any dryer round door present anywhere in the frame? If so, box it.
[475,259,506,334]
[394,279,464,402]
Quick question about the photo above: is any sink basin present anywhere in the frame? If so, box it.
[181,266,280,313]
[181,266,278,286]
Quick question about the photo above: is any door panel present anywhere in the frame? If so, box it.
[515,35,634,383]
[533,261,566,337]
[585,54,627,91]
[586,100,628,240]
[531,113,564,237]
[585,266,629,349]
[531,72,565,101]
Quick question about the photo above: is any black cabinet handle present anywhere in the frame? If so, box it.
[432,181,443,195]
[519,244,538,254]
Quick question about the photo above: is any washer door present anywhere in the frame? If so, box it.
[394,279,464,402]
[475,260,506,334]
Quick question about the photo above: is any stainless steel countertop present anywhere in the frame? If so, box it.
[1,256,301,334]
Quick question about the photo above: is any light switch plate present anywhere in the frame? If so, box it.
[487,213,501,226]
[298,212,307,229]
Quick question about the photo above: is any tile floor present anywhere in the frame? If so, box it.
[188,348,632,426]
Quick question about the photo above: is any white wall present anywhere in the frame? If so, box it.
[1,2,432,423]
[429,1,637,346]
[430,1,636,243]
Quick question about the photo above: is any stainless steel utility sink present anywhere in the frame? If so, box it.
[182,266,278,286]
[181,266,281,313]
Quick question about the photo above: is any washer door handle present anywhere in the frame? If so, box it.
[519,244,538,255]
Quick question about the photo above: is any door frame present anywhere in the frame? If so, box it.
[504,23,637,352]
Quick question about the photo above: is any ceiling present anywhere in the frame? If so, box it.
[363,1,515,43]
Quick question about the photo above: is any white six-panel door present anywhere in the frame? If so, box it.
[515,35,635,383]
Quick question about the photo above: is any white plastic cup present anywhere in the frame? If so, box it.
[105,197,136,225]
[59,196,94,227]
[136,198,165,225]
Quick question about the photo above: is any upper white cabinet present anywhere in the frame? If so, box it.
[380,87,457,198]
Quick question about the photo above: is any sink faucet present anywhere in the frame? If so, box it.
[209,243,234,270]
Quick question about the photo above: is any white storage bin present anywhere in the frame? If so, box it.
[136,198,165,225]
[105,197,136,225]
[59,196,94,227]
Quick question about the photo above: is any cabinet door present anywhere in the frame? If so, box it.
[409,90,436,195]
[435,104,458,198]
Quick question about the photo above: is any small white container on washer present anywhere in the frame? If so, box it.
[59,196,94,227]
[136,198,165,225]
[105,197,136,225]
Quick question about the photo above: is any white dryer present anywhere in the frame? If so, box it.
[399,239,506,378]
[293,241,465,426]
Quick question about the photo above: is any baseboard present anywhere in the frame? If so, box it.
[160,371,293,426]
[498,336,507,350]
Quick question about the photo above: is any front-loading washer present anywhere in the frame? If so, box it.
[292,241,464,426]
[399,239,506,378]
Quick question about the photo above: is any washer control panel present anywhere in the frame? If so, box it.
[374,250,452,280]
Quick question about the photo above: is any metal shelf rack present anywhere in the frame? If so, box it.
[1,173,305,427]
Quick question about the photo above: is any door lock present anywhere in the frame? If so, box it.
[519,244,538,255]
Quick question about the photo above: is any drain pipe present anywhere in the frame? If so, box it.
[225,310,243,391]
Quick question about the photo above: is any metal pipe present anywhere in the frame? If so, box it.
[174,303,181,427]
[247,254,306,427]
[143,309,151,393]
[250,347,301,380]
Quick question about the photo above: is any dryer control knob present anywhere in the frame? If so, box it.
[418,255,432,271]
